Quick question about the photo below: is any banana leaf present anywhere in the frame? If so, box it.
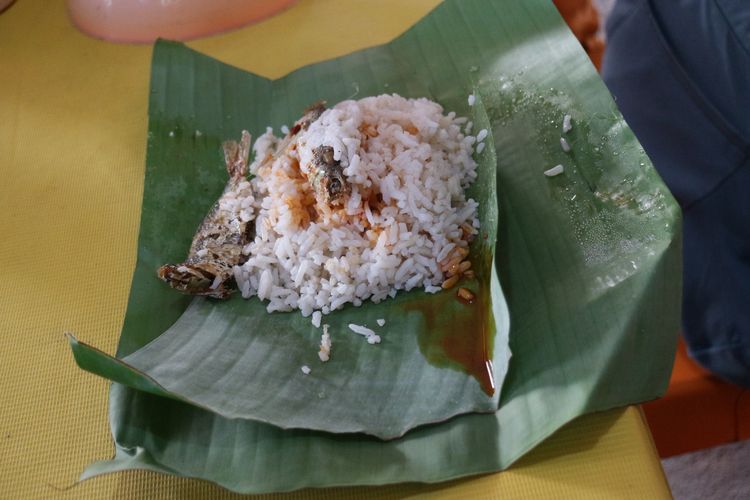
[70,0,681,493]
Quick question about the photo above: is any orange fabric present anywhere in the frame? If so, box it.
[642,338,746,457]
[553,0,605,69]
[738,391,750,440]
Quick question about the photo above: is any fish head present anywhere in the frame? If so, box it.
[311,145,350,205]
[317,165,349,205]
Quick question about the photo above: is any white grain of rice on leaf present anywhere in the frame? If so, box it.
[562,114,572,133]
[348,323,375,337]
[318,327,331,362]
[349,323,381,344]
[544,164,565,177]
[311,311,322,328]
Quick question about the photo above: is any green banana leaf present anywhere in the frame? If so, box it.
[70,0,681,493]
[68,87,506,439]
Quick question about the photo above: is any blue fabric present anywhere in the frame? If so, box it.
[602,0,750,387]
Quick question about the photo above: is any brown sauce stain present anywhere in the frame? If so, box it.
[404,249,496,396]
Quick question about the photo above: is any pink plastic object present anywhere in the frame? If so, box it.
[68,0,298,43]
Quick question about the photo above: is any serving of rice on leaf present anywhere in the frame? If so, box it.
[228,94,481,316]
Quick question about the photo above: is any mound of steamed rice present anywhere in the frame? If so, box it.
[233,94,480,317]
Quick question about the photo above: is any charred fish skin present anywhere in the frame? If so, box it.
[157,131,255,299]
[157,264,231,299]
[310,145,350,205]
[270,101,327,159]
[289,101,326,137]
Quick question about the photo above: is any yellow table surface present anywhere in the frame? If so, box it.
[0,1,672,498]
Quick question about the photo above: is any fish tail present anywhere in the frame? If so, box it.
[157,263,232,299]
[223,130,251,180]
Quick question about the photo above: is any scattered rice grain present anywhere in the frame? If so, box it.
[562,114,572,133]
[442,275,460,289]
[456,287,475,302]
[349,323,381,344]
[311,311,322,328]
[319,326,331,362]
[210,275,222,289]
[544,164,565,177]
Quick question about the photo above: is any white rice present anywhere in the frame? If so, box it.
[234,94,480,316]
[349,323,375,336]
[468,94,476,106]
[349,323,381,344]
[476,142,486,154]
[560,137,571,152]
[209,275,222,289]
[319,326,331,362]
[544,164,565,177]
[301,365,311,374]
[311,310,322,328]
[562,114,572,133]
[376,318,385,327]
[476,128,488,142]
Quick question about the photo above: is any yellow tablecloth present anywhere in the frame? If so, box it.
[0,1,671,497]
